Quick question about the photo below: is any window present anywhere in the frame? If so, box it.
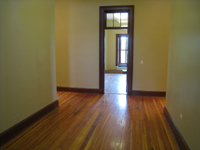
[116,34,128,67]
[106,12,128,28]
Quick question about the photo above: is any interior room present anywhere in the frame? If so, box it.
[0,0,199,149]
[105,29,128,94]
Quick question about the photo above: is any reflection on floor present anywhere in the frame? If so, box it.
[105,73,127,94]
[1,92,180,150]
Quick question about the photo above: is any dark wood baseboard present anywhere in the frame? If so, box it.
[164,107,190,150]
[0,100,59,147]
[57,86,104,94]
[132,90,166,97]
[105,70,124,74]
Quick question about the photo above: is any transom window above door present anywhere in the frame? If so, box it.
[106,12,128,28]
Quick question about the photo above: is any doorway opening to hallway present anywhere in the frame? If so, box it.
[99,6,134,95]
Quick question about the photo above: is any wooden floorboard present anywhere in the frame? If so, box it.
[0,92,180,150]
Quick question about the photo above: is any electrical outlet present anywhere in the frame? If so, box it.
[141,60,143,64]
[180,114,183,120]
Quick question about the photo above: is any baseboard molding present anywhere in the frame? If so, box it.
[105,70,124,74]
[164,107,190,150]
[0,100,59,147]
[57,86,104,94]
[132,90,166,97]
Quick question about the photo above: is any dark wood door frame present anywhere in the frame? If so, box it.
[99,6,134,95]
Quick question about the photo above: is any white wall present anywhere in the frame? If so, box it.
[165,0,200,149]
[0,0,57,133]
[105,29,127,70]
[55,0,171,91]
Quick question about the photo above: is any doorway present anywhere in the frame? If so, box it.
[104,30,128,94]
[99,6,134,95]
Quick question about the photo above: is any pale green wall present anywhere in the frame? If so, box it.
[165,0,200,149]
[55,0,171,91]
[0,0,57,133]
[105,30,127,70]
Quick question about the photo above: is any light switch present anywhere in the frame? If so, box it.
[141,60,143,64]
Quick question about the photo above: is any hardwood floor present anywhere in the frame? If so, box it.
[0,92,180,150]
[105,73,127,94]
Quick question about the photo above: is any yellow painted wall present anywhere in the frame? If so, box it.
[55,0,171,91]
[0,0,56,133]
[105,30,127,70]
[165,0,200,149]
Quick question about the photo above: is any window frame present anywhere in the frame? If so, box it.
[116,34,129,67]
[106,12,129,28]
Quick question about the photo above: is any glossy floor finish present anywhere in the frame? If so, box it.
[105,73,127,94]
[1,92,180,150]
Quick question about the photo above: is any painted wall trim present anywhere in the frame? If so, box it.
[132,90,166,97]
[164,107,190,150]
[57,86,104,94]
[0,100,59,147]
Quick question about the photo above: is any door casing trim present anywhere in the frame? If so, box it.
[99,5,134,95]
